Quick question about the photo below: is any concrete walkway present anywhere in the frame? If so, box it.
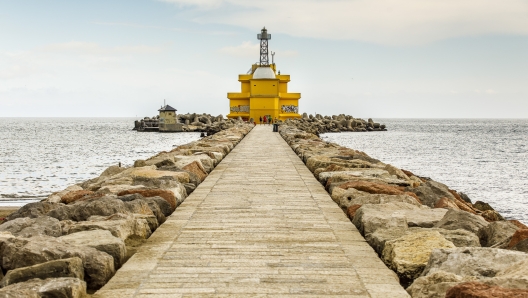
[95,125,409,297]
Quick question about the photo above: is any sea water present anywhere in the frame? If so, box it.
[0,118,200,201]
[321,119,528,225]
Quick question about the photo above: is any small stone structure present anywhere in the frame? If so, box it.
[158,104,183,132]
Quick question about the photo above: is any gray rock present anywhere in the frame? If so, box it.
[421,247,528,278]
[407,208,448,228]
[123,200,158,231]
[47,197,130,222]
[0,277,86,298]
[6,202,62,221]
[352,202,414,235]
[510,238,528,253]
[434,209,489,234]
[330,187,420,211]
[1,235,115,289]
[477,220,519,247]
[433,228,481,247]
[408,180,456,208]
[459,192,472,204]
[143,196,173,218]
[366,227,409,255]
[183,183,196,195]
[60,230,126,269]
[0,216,61,238]
[0,257,84,287]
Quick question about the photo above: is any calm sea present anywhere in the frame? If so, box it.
[322,119,528,225]
[1,118,527,225]
[0,118,200,203]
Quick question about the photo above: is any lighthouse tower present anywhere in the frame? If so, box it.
[227,27,301,121]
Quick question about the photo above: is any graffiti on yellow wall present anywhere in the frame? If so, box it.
[230,105,250,113]
[281,105,298,113]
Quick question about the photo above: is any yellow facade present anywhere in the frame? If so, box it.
[227,64,301,122]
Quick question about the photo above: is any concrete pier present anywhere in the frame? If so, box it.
[95,125,408,297]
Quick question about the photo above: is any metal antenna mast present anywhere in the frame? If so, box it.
[257,27,271,66]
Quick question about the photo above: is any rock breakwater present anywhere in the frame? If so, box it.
[283,113,386,134]
[135,113,247,135]
[0,122,253,297]
[279,124,528,297]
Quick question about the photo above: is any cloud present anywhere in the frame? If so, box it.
[93,21,184,31]
[161,0,528,46]
[219,41,259,57]
[38,41,166,55]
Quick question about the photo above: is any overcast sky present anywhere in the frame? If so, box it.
[1,0,527,118]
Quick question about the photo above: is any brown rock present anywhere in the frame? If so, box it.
[182,161,208,182]
[346,205,362,219]
[481,210,504,222]
[401,169,415,177]
[454,199,478,214]
[117,189,177,211]
[445,281,528,298]
[338,180,421,204]
[508,229,528,248]
[473,200,495,212]
[510,220,528,230]
[60,190,95,204]
[434,197,460,210]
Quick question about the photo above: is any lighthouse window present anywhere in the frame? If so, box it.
[254,85,256,86]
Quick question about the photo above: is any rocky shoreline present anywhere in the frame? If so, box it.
[0,122,253,297]
[134,113,244,135]
[279,123,528,298]
[284,113,387,135]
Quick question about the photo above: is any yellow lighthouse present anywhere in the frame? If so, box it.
[227,27,301,122]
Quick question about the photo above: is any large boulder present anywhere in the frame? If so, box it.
[352,202,447,236]
[331,187,421,211]
[65,213,151,241]
[445,281,528,298]
[173,155,214,173]
[1,236,115,289]
[0,257,84,287]
[6,202,62,221]
[368,227,479,256]
[182,160,208,182]
[352,203,413,235]
[116,189,177,211]
[433,228,481,248]
[382,230,455,284]
[45,185,84,204]
[47,196,130,221]
[0,216,61,238]
[0,277,86,298]
[406,271,477,298]
[434,209,489,234]
[478,220,520,247]
[337,180,418,200]
[60,230,126,269]
[422,247,528,278]
[508,229,528,253]
[60,190,95,204]
[408,180,456,208]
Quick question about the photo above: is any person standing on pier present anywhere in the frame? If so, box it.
[263,115,267,125]
[269,117,273,125]
[259,116,262,125]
